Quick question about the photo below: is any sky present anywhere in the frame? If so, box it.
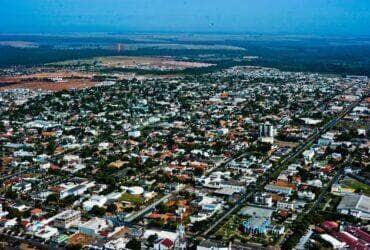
[1,0,370,36]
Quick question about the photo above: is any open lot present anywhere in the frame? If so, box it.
[0,71,96,91]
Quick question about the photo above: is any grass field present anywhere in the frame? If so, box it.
[119,193,143,205]
[341,177,370,195]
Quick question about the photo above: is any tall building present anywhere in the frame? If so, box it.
[259,122,276,143]
[259,123,275,138]
[174,210,187,250]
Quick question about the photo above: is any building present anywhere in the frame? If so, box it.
[277,201,295,210]
[259,122,276,143]
[53,210,81,229]
[197,240,229,250]
[83,195,107,211]
[34,226,59,241]
[104,237,130,250]
[264,184,293,196]
[154,238,174,250]
[303,149,315,164]
[337,194,370,220]
[78,217,109,237]
[298,191,315,201]
[253,193,273,207]
[259,122,275,138]
[12,182,32,192]
[59,181,95,199]
[0,204,9,218]
[240,206,273,235]
[320,234,346,249]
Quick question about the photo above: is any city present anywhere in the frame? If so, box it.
[1,1,370,250]
[0,60,369,249]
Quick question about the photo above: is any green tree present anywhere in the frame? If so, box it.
[5,189,18,199]
[90,205,106,217]
[126,238,141,250]
[106,203,117,213]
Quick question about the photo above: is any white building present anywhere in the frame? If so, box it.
[34,226,59,241]
[53,210,81,229]
[320,234,346,249]
[83,195,107,211]
[128,130,141,138]
[79,217,109,237]
[298,191,315,201]
[104,237,130,250]
[12,182,32,192]
[277,201,295,210]
[59,181,95,199]
[259,123,276,143]
[303,149,315,163]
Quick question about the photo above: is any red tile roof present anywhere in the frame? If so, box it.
[160,238,174,248]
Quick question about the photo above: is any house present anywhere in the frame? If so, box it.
[12,182,32,192]
[154,238,174,250]
[143,229,178,243]
[298,191,315,201]
[128,130,141,138]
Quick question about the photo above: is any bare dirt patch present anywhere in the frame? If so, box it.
[0,71,96,91]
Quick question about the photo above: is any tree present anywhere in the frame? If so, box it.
[46,140,57,155]
[46,193,59,204]
[66,244,82,250]
[5,189,18,199]
[126,238,141,250]
[0,121,5,132]
[146,234,158,247]
[157,203,169,214]
[90,205,106,217]
[106,203,117,213]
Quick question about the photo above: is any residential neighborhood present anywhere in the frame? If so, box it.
[0,63,369,249]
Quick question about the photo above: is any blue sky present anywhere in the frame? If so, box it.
[1,0,370,35]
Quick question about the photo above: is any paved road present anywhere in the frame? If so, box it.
[125,192,173,223]
[304,157,350,215]
[123,184,186,223]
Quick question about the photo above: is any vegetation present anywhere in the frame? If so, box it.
[341,177,370,195]
[119,193,143,205]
